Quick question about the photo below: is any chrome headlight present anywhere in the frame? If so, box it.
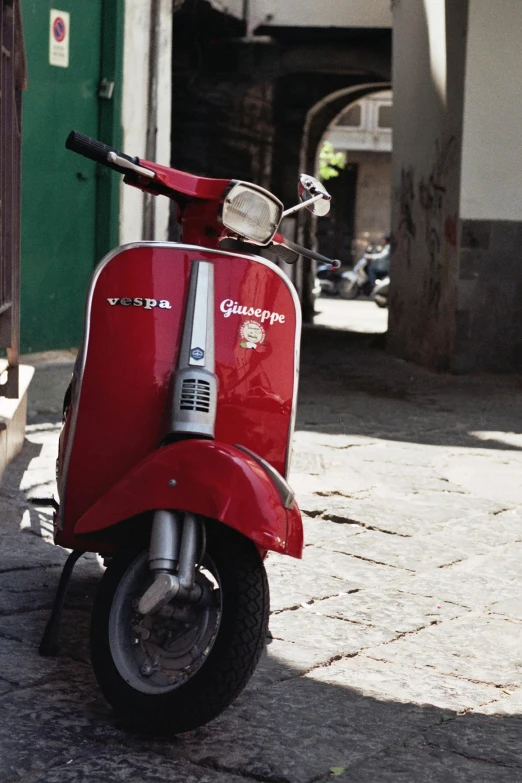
[220,182,283,245]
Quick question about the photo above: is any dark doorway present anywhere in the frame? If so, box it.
[317,163,358,264]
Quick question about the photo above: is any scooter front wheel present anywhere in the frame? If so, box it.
[90,524,269,734]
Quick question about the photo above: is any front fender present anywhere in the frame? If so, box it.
[73,440,303,558]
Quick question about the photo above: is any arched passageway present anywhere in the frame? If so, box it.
[168,1,391,319]
[286,84,391,318]
[311,88,393,264]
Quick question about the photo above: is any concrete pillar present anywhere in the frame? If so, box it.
[388,0,468,371]
[389,0,522,372]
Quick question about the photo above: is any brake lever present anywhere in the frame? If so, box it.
[272,233,341,267]
[107,152,155,179]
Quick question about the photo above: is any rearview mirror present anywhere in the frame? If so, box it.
[298,174,331,216]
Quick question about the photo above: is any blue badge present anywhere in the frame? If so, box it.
[191,347,205,361]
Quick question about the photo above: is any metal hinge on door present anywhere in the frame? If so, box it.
[98,78,115,100]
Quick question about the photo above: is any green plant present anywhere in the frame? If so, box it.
[318,141,346,181]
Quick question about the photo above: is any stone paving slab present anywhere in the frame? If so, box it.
[309,588,470,634]
[298,494,509,537]
[408,713,522,769]
[489,595,522,621]
[0,674,104,781]
[265,553,359,611]
[437,452,522,504]
[475,689,522,716]
[387,567,521,608]
[302,514,365,543]
[415,510,522,557]
[0,532,69,571]
[269,605,396,656]
[173,678,441,783]
[306,654,502,711]
[335,746,522,783]
[314,527,469,570]
[364,615,522,687]
[0,677,12,696]
[28,753,249,783]
[247,638,335,688]
[0,554,101,617]
[301,544,401,584]
[444,543,522,583]
[0,636,67,687]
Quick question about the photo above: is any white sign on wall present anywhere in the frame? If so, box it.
[49,9,70,68]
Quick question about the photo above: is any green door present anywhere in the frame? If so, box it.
[20,0,122,352]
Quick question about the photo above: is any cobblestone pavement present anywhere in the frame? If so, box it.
[2,323,522,782]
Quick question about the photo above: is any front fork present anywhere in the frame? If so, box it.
[138,510,206,615]
[39,509,207,657]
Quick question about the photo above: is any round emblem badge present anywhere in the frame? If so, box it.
[240,320,265,349]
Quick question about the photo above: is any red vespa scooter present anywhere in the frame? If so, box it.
[35,132,337,734]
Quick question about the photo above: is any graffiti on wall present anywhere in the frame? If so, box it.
[420,135,457,312]
[418,135,456,245]
[397,165,416,268]
[392,135,458,313]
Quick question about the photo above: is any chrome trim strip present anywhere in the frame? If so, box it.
[58,241,301,527]
[189,262,210,367]
[171,260,217,437]
[234,444,295,510]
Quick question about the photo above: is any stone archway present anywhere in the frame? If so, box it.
[300,86,393,261]
[281,83,391,318]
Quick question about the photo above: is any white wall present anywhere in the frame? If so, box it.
[460,0,522,221]
[120,0,172,243]
[326,90,393,153]
[155,0,173,240]
[120,0,149,244]
[208,0,392,30]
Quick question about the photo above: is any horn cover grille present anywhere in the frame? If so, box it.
[170,261,217,437]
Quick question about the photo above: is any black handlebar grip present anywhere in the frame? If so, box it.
[65,131,138,172]
[65,131,116,164]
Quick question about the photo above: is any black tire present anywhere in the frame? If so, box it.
[90,524,269,734]
[339,279,359,300]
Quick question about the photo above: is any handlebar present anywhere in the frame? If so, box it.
[66,131,340,268]
[66,131,155,179]
[272,235,340,267]
[66,131,130,171]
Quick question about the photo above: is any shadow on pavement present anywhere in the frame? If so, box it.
[0,552,520,783]
[298,325,522,451]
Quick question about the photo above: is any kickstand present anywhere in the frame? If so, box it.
[39,549,85,657]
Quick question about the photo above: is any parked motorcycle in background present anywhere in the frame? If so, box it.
[372,276,390,308]
[316,261,344,296]
[317,245,375,298]
[338,251,373,299]
[338,237,391,300]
